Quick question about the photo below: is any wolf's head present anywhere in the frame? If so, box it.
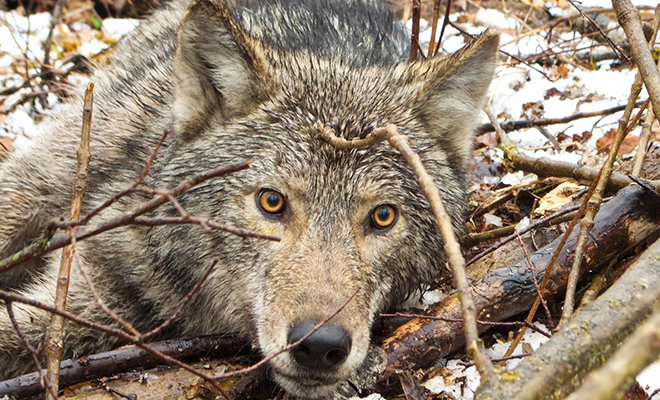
[166,0,498,397]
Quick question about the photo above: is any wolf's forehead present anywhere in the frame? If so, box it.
[272,58,413,132]
[261,139,410,202]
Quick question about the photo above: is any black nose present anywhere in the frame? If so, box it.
[287,321,352,370]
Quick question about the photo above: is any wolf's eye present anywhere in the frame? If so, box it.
[370,204,397,230]
[258,189,285,216]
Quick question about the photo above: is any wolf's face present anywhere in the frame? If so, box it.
[168,0,499,397]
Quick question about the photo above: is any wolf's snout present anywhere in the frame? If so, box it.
[287,321,352,370]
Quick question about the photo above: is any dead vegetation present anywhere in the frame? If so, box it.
[1,0,660,399]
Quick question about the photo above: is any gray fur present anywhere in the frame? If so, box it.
[0,0,498,397]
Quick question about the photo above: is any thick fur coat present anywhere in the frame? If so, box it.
[0,0,498,397]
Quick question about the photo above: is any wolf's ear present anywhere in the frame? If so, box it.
[410,29,499,172]
[174,0,272,135]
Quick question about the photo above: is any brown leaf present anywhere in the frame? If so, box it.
[619,135,640,155]
[596,128,640,155]
[475,131,498,149]
[596,128,616,152]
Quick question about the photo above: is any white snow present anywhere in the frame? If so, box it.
[638,360,660,398]
[102,18,140,38]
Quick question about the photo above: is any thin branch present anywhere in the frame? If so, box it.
[44,82,94,400]
[0,160,262,273]
[76,254,140,337]
[614,2,660,119]
[41,0,66,76]
[567,0,631,63]
[62,130,171,230]
[379,313,551,338]
[0,291,231,398]
[558,96,649,329]
[477,100,647,134]
[632,7,660,177]
[320,123,495,382]
[140,261,217,342]
[434,0,452,57]
[410,0,421,62]
[5,302,58,399]
[466,203,583,265]
[515,230,552,326]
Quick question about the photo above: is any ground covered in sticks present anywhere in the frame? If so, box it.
[1,0,660,399]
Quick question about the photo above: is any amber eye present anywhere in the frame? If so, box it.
[258,189,285,216]
[371,204,397,230]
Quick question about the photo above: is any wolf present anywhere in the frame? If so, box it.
[0,0,498,397]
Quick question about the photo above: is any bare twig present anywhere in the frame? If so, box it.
[5,302,58,399]
[320,123,495,382]
[0,160,262,273]
[410,0,421,62]
[466,204,582,264]
[477,101,647,134]
[140,261,217,341]
[427,0,441,57]
[63,130,171,229]
[379,313,551,337]
[42,0,67,75]
[567,0,631,63]
[614,2,660,119]
[632,7,660,176]
[515,230,552,327]
[558,96,650,329]
[44,82,94,400]
[434,0,452,57]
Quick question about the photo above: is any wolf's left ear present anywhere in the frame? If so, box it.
[174,0,272,135]
[410,29,499,171]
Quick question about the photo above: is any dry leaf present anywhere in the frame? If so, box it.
[596,128,640,155]
[475,131,498,149]
[556,64,570,78]
[536,181,584,215]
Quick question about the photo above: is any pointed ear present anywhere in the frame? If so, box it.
[411,29,499,172]
[174,0,272,135]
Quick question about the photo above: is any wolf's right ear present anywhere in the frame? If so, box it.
[174,0,272,135]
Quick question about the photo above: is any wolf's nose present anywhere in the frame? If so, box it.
[287,321,352,370]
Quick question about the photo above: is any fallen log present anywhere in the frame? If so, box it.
[0,334,248,398]
[381,184,660,379]
[476,233,660,400]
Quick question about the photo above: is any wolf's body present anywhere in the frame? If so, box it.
[0,0,498,397]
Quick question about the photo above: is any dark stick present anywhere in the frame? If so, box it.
[0,335,248,398]
[476,101,647,134]
[0,160,263,273]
